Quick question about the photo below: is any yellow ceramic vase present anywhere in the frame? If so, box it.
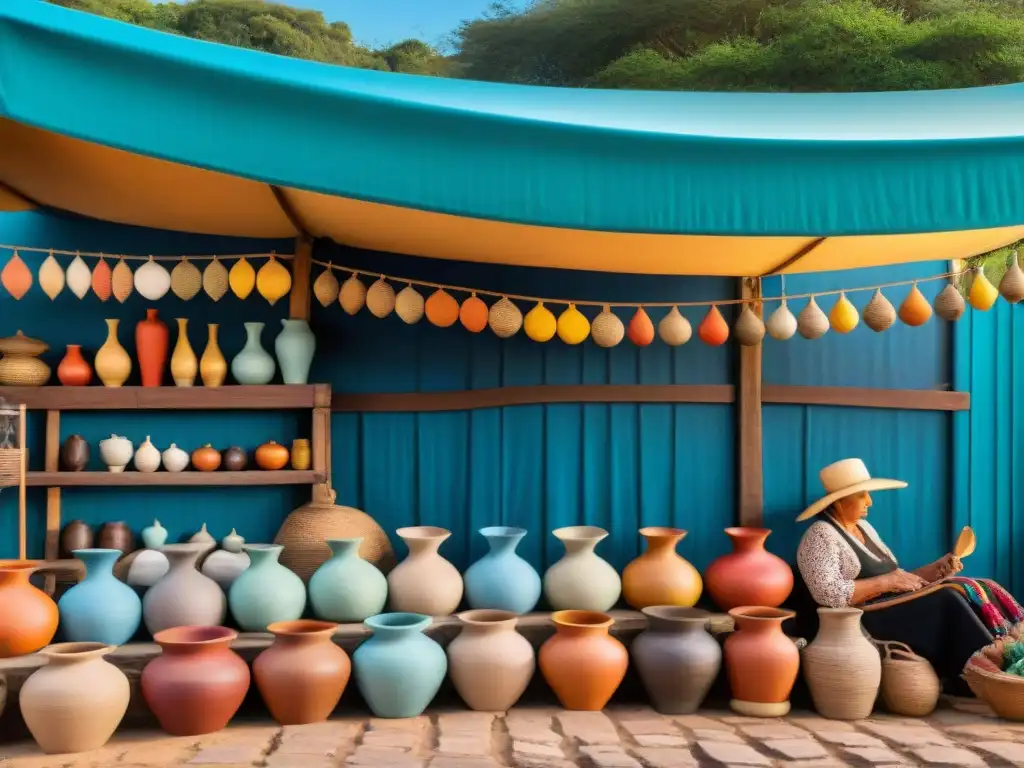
[170,318,198,387]
[95,319,132,387]
[199,323,227,388]
[291,439,311,470]
[622,527,703,609]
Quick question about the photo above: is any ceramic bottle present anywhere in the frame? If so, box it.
[57,344,92,386]
[20,642,130,754]
[200,323,227,387]
[58,549,142,645]
[170,318,198,387]
[97,521,135,554]
[0,562,59,657]
[59,434,89,472]
[704,527,794,610]
[724,607,800,717]
[141,519,168,549]
[162,444,189,472]
[543,526,621,612]
[622,527,702,609]
[142,543,227,635]
[59,520,94,558]
[538,610,628,711]
[95,318,132,387]
[133,436,162,473]
[135,308,168,387]
[309,537,388,622]
[802,607,881,720]
[387,526,463,615]
[447,609,535,711]
[99,434,133,472]
[231,322,276,385]
[464,526,541,614]
[229,544,306,631]
[275,318,316,384]
[123,550,170,589]
[631,607,721,714]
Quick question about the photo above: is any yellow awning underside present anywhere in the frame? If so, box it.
[1,119,1021,276]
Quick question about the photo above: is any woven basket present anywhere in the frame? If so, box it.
[202,257,229,302]
[963,663,1024,721]
[797,298,829,340]
[339,275,367,315]
[488,297,522,338]
[366,278,396,319]
[593,306,626,347]
[874,640,940,717]
[1000,252,1024,304]
[0,448,22,488]
[657,306,691,346]
[111,259,134,304]
[863,289,895,332]
[171,259,202,301]
[733,305,765,346]
[313,267,340,307]
[91,257,112,302]
[934,283,966,322]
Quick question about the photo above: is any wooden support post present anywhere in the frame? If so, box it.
[44,409,59,593]
[311,384,332,496]
[738,277,764,527]
[289,236,313,321]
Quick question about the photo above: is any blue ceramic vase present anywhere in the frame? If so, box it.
[464,526,541,614]
[229,544,306,631]
[58,548,142,645]
[353,613,447,718]
[231,322,276,385]
[309,538,388,622]
[274,319,316,385]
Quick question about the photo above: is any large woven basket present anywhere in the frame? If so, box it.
[874,640,941,717]
[963,663,1024,720]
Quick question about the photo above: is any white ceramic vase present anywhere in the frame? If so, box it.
[543,526,622,611]
[133,436,161,473]
[99,435,133,473]
[202,550,251,590]
[161,443,189,473]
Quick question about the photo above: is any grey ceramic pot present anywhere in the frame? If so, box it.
[631,606,722,714]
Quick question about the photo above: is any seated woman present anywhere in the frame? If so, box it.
[795,458,1024,696]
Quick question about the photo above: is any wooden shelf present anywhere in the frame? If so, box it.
[0,384,330,411]
[26,470,325,487]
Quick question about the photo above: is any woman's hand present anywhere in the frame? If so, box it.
[932,553,963,579]
[884,569,928,593]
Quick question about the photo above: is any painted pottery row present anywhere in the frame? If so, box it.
[70,436,307,472]
[59,520,136,559]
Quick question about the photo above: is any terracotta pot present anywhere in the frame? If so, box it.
[705,528,793,611]
[59,434,90,472]
[142,625,250,735]
[622,527,702,609]
[20,642,129,754]
[96,521,135,555]
[192,444,222,472]
[222,446,248,472]
[632,607,721,714]
[802,607,881,720]
[143,543,227,634]
[724,606,800,717]
[136,308,169,387]
[253,620,350,725]
[387,526,464,615]
[538,610,627,711]
[57,344,92,386]
[59,520,94,559]
[448,609,535,711]
[255,440,290,470]
[0,563,59,657]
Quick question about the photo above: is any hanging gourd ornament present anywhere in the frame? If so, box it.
[698,305,731,346]
[203,256,229,302]
[898,283,932,326]
[228,257,256,300]
[627,307,655,346]
[0,250,32,299]
[395,284,425,324]
[766,300,797,341]
[968,267,998,311]
[339,273,367,315]
[91,256,112,302]
[459,293,489,333]
[797,297,829,340]
[134,256,172,300]
[733,305,764,346]
[313,265,340,307]
[863,289,895,332]
[170,257,202,301]
[111,258,134,303]
[425,288,460,327]
[828,292,859,334]
[1000,251,1024,304]
[38,251,65,300]
[658,306,691,346]
[488,297,522,338]
[256,254,292,305]
[591,306,625,348]
[557,303,590,345]
[524,302,557,342]
[366,277,396,318]
[66,253,92,300]
[934,282,965,322]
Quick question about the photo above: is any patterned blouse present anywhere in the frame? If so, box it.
[796,515,899,608]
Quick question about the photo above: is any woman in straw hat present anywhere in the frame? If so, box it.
[795,458,1024,695]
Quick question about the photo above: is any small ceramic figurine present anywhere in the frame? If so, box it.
[141,519,168,550]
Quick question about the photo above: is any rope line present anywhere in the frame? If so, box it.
[0,244,291,262]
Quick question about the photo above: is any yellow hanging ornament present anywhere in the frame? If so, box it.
[556,304,590,345]
[524,302,557,342]
[203,256,229,302]
[898,283,933,326]
[968,267,998,311]
[339,273,367,315]
[229,257,257,300]
[171,258,202,301]
[313,265,340,307]
[38,251,65,300]
[255,254,292,305]
[829,292,860,334]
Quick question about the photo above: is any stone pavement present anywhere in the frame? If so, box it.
[5,700,1024,768]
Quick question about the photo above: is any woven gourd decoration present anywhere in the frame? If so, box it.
[1000,251,1024,304]
[592,306,625,347]
[797,297,829,339]
[1,250,32,299]
[766,301,797,341]
[829,292,859,334]
[899,284,932,326]
[557,303,590,345]
[524,302,557,342]
[934,283,966,322]
[203,256,229,301]
[863,289,896,332]
[425,288,460,327]
[366,277,396,318]
[699,305,731,346]
[968,267,999,311]
[459,293,489,333]
[395,285,425,324]
[256,255,292,305]
[66,253,92,299]
[135,256,172,300]
[339,274,367,315]
[313,265,340,307]
[488,297,522,338]
[89,256,112,302]
[229,257,256,300]
[627,307,655,346]
[732,305,763,346]
[38,252,65,300]
[658,306,691,346]
[111,258,134,303]
[171,258,202,301]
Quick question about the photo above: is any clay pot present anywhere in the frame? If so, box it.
[802,607,881,720]
[96,521,135,555]
[136,309,169,387]
[20,642,129,754]
[448,609,535,711]
[631,607,721,714]
[99,434,133,473]
[622,527,702,609]
[222,446,248,471]
[0,563,59,657]
[291,438,311,471]
[143,543,227,634]
[387,526,464,615]
[543,526,621,612]
[724,607,800,717]
[704,528,793,611]
[57,345,92,386]
[255,440,290,470]
[253,620,350,725]
[142,625,250,735]
[60,434,90,472]
[59,520,94,559]
[538,610,628,711]
[192,444,222,472]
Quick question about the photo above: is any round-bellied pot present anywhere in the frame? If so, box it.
[631,607,721,714]
[59,520,93,559]
[538,610,628,711]
[704,528,793,611]
[254,620,350,725]
[724,606,800,717]
[464,527,541,614]
[387,527,463,616]
[622,527,702,609]
[447,609,535,712]
[802,607,881,720]
[0,562,58,657]
[96,521,135,555]
[141,625,250,736]
[143,543,227,635]
[309,538,387,622]
[20,642,130,754]
[229,544,306,632]
[353,613,447,718]
[58,549,142,645]
[543,526,621,612]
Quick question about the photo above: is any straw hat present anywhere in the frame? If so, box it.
[796,459,907,522]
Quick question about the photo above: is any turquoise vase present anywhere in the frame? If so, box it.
[353,613,447,718]
[309,538,388,622]
[274,319,316,385]
[464,526,541,614]
[230,322,276,385]
[58,548,142,645]
[228,544,306,631]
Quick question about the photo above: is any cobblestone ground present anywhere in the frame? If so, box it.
[5,700,1024,768]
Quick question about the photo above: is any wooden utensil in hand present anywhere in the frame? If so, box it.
[953,526,976,559]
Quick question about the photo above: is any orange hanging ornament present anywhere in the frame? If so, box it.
[627,308,655,346]
[459,293,489,333]
[91,257,112,302]
[698,305,730,346]
[425,288,460,328]
[898,283,933,327]
[1,250,32,299]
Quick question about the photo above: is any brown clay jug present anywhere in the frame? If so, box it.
[0,562,59,657]
[96,521,135,555]
[59,520,94,558]
[724,607,800,717]
[538,610,628,710]
[448,609,535,711]
[704,528,793,610]
[253,620,350,725]
[622,527,702,609]
[60,434,90,472]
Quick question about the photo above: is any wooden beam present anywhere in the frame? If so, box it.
[0,385,322,411]
[764,237,827,276]
[268,186,310,238]
[289,236,313,321]
[737,277,764,527]
[762,385,970,412]
[25,471,325,487]
[44,410,59,593]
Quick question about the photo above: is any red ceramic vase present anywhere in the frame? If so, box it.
[0,562,59,657]
[704,528,793,611]
[135,309,169,387]
[724,606,799,717]
[141,626,250,735]
[57,345,92,386]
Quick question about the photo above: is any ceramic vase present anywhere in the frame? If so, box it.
[631,607,721,714]
[143,543,227,635]
[448,609,535,711]
[704,527,794,611]
[124,550,170,589]
[543,526,621,612]
[202,550,250,590]
[309,538,387,622]
[0,563,58,657]
[162,444,189,473]
[59,520,94,558]
[724,607,800,717]
[57,344,92,386]
[802,607,881,720]
[135,308,168,387]
[538,610,628,711]
[141,519,168,550]
[97,521,135,554]
[58,549,142,645]
[353,613,447,718]
[200,323,227,387]
[254,620,351,725]
[99,434,133,472]
[95,318,132,387]
[59,434,89,472]
[133,436,162,473]
[20,643,130,754]
[142,625,250,736]
[622,527,702,609]
[275,318,316,384]
[387,526,463,615]
[229,544,306,631]
[170,318,198,387]
[231,321,276,384]
[464,526,541,614]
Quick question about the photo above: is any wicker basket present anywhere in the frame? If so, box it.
[963,663,1024,720]
[0,448,22,488]
[874,640,941,717]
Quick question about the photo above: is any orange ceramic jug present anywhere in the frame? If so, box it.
[704,528,793,610]
[538,611,627,710]
[622,527,702,609]
[0,562,59,657]
[724,606,799,717]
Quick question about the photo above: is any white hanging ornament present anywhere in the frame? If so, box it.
[657,306,691,346]
[38,252,65,300]
[65,253,92,299]
[765,300,797,340]
[134,256,172,300]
